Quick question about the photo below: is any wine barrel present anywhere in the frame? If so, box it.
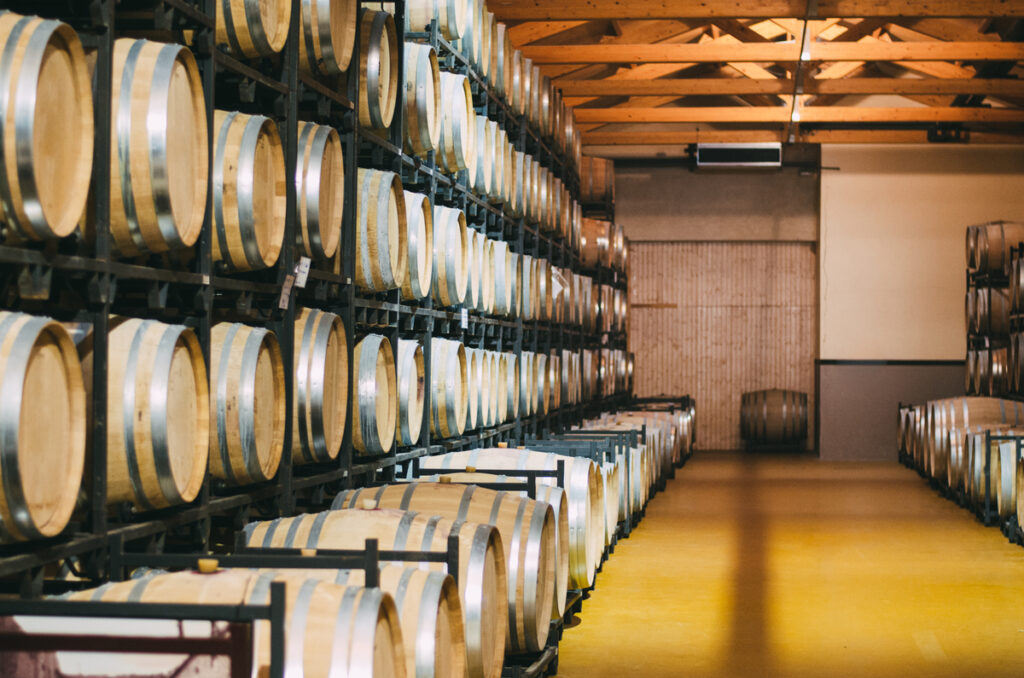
[299,0,357,76]
[520,255,534,321]
[473,114,495,197]
[492,241,514,316]
[109,38,207,256]
[430,338,467,439]
[407,0,467,41]
[293,307,348,465]
[209,322,284,486]
[1017,451,1024,531]
[967,221,1024,275]
[581,218,611,268]
[296,121,344,261]
[358,9,399,129]
[504,352,520,420]
[0,12,92,241]
[740,389,808,446]
[1012,257,1024,314]
[466,346,480,431]
[536,353,550,415]
[924,397,1024,480]
[431,205,469,307]
[216,0,289,58]
[396,339,425,447]
[579,155,615,205]
[401,190,434,301]
[107,318,208,510]
[352,334,397,456]
[474,348,493,427]
[212,110,285,271]
[336,482,559,654]
[0,312,84,542]
[601,461,621,546]
[247,508,507,678]
[404,42,441,156]
[491,123,508,203]
[465,230,481,313]
[512,53,529,116]
[547,352,562,412]
[438,72,475,176]
[518,351,534,417]
[357,168,408,292]
[480,237,496,314]
[70,570,404,678]
[300,563,465,678]
[975,287,1010,337]
[492,22,513,97]
[420,448,604,589]
[996,438,1018,518]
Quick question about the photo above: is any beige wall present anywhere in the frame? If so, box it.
[629,242,817,450]
[616,164,818,242]
[820,145,1024,360]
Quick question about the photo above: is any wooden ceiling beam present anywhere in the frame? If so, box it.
[488,0,1024,20]
[522,41,1024,64]
[582,129,1024,145]
[573,106,1024,123]
[507,22,591,45]
[558,78,1024,97]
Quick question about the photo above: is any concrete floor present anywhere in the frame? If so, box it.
[556,452,1024,678]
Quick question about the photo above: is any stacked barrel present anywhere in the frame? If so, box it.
[965,222,1024,395]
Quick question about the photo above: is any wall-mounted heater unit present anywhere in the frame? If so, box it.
[695,143,782,168]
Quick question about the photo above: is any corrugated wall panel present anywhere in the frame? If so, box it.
[628,242,817,450]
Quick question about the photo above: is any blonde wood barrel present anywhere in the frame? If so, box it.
[407,0,467,41]
[969,221,1024,275]
[216,0,290,58]
[71,570,404,678]
[466,346,480,431]
[581,218,611,268]
[352,334,397,456]
[299,0,357,76]
[106,318,208,510]
[404,41,441,157]
[1017,452,1024,530]
[0,312,84,542]
[293,308,348,465]
[437,72,475,175]
[473,114,495,197]
[421,448,604,589]
[431,205,469,307]
[493,22,512,96]
[296,120,344,261]
[492,351,508,425]
[209,322,284,486]
[212,110,285,271]
[358,9,399,129]
[299,564,465,678]
[430,338,467,439]
[492,241,514,316]
[109,38,207,257]
[512,52,528,116]
[997,439,1018,518]
[548,352,562,411]
[466,230,481,313]
[505,353,520,420]
[579,155,615,205]
[481,237,496,314]
[536,353,550,416]
[0,13,92,241]
[337,482,559,653]
[396,339,425,447]
[357,168,408,292]
[401,191,434,301]
[519,351,535,417]
[248,508,507,678]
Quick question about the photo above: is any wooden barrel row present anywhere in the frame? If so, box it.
[580,218,627,273]
[740,389,809,446]
[334,482,560,655]
[430,340,528,438]
[419,448,605,590]
[966,221,1024,275]
[248,507,507,678]
[599,348,631,397]
[965,286,1009,337]
[966,344,1010,396]
[61,570,406,678]
[598,285,628,333]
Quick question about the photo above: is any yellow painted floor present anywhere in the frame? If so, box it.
[556,452,1024,678]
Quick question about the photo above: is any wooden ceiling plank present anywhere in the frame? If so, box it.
[573,106,1024,123]
[899,18,1001,41]
[558,77,1024,96]
[489,0,1024,20]
[582,129,1024,145]
[521,41,1024,64]
[507,21,592,45]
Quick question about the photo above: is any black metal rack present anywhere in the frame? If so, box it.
[0,0,630,598]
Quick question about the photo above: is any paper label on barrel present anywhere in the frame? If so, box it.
[279,274,295,310]
[461,308,469,329]
[295,257,312,288]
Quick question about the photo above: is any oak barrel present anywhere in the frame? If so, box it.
[358,9,399,129]
[404,42,441,157]
[106,318,209,510]
[71,569,404,678]
[740,389,808,446]
[216,0,290,58]
[967,221,1024,275]
[109,38,207,256]
[396,338,425,447]
[430,337,467,439]
[0,311,85,542]
[247,507,507,678]
[209,322,284,486]
[299,0,357,76]
[437,71,475,176]
[352,334,397,456]
[401,190,434,301]
[212,110,285,271]
[293,308,348,464]
[296,120,344,261]
[0,12,92,241]
[357,168,408,292]
[431,205,469,307]
[336,482,559,654]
